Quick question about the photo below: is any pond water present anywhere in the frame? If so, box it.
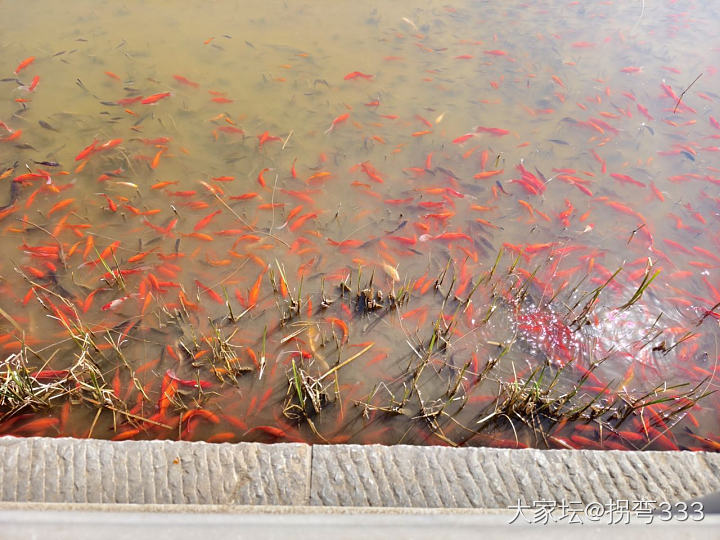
[0,0,718,451]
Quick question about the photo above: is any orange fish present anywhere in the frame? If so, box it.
[257,167,270,187]
[100,193,117,212]
[47,198,75,216]
[247,270,265,306]
[289,211,318,231]
[228,192,259,201]
[452,133,475,144]
[75,140,98,161]
[344,71,373,80]
[326,317,349,342]
[325,113,349,134]
[1,129,22,142]
[474,169,503,179]
[151,181,178,189]
[173,74,199,88]
[257,131,281,148]
[150,147,166,169]
[117,96,143,106]
[194,210,221,231]
[141,92,171,105]
[14,56,35,74]
[195,279,223,304]
[244,425,287,439]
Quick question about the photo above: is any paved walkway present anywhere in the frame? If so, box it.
[0,505,718,540]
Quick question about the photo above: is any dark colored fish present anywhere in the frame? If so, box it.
[133,114,150,127]
[433,166,461,180]
[46,272,75,300]
[534,167,549,184]
[39,120,59,132]
[0,178,20,210]
[384,220,408,235]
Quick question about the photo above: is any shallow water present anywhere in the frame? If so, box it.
[0,0,718,450]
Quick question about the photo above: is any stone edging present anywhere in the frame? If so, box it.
[0,437,718,508]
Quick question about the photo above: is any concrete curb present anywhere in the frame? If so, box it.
[0,436,718,508]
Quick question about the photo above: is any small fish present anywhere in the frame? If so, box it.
[344,71,373,80]
[117,96,143,105]
[141,92,171,105]
[194,210,221,231]
[452,133,475,144]
[101,294,132,311]
[325,113,350,134]
[173,74,199,88]
[610,173,646,188]
[257,131,281,148]
[474,169,503,180]
[166,369,212,390]
[14,56,36,74]
[475,126,510,136]
[401,17,418,31]
[195,279,224,304]
[434,167,461,180]
[38,120,58,132]
[75,78,91,92]
[75,140,98,161]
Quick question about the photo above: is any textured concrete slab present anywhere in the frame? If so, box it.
[0,437,310,505]
[310,445,720,508]
[0,437,718,509]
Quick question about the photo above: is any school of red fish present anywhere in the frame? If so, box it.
[0,0,718,450]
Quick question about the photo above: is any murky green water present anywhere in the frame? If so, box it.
[0,0,718,450]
